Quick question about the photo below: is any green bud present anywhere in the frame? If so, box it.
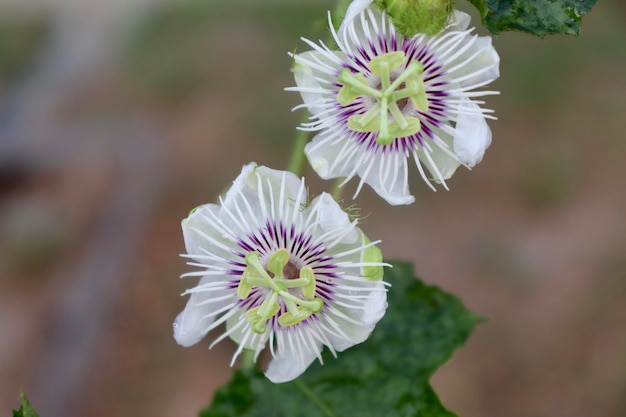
[374,0,454,37]
[361,234,384,280]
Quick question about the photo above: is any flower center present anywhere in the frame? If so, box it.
[337,51,428,146]
[237,249,323,334]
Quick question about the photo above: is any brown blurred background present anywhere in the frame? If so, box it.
[0,0,625,416]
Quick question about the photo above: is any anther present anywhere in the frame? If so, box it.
[240,250,324,332]
[336,51,428,145]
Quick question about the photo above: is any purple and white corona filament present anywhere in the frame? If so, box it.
[173,163,388,383]
[288,4,500,205]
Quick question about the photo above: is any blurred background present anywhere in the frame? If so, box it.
[0,0,625,416]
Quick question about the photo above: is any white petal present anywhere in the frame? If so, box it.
[447,34,500,90]
[221,163,305,229]
[357,153,414,206]
[360,283,388,326]
[416,127,462,182]
[341,0,374,31]
[339,4,386,57]
[325,280,387,351]
[253,166,303,201]
[224,163,303,208]
[310,193,358,244]
[304,133,344,180]
[265,335,321,383]
[425,153,460,181]
[292,50,341,116]
[222,162,258,206]
[373,189,414,205]
[306,135,414,205]
[182,204,236,263]
[453,99,492,167]
[173,278,233,347]
[182,204,220,256]
[323,310,373,352]
[225,308,267,351]
[447,10,471,31]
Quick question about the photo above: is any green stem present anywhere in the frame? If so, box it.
[331,178,345,201]
[287,129,309,176]
[241,349,256,371]
[294,379,339,417]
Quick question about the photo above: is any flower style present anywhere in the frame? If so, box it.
[288,3,500,205]
[173,163,388,383]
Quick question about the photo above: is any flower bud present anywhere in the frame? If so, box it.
[374,0,453,36]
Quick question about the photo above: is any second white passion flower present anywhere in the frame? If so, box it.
[288,4,500,205]
[173,163,389,383]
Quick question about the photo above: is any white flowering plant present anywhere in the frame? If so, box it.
[168,0,599,416]
[289,5,499,204]
[174,163,388,383]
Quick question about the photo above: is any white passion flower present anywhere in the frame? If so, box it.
[288,6,500,205]
[173,163,388,383]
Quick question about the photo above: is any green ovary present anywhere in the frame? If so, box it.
[238,250,323,333]
[337,51,428,146]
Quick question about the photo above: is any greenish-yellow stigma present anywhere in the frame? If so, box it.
[337,51,428,146]
[238,249,323,333]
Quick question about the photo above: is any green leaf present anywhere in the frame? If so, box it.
[468,0,599,36]
[200,261,481,417]
[13,393,39,417]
